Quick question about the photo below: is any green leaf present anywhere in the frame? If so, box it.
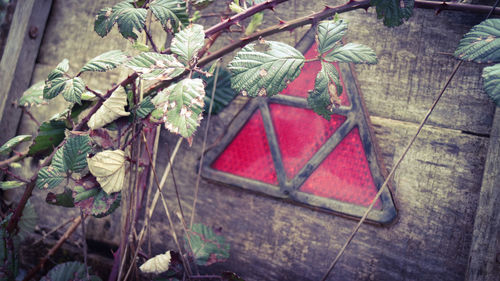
[18,201,37,240]
[324,43,377,64]
[28,120,66,157]
[136,97,155,118]
[170,24,205,63]
[132,41,150,52]
[19,81,48,107]
[61,135,92,173]
[0,135,31,156]
[482,63,500,105]
[185,223,230,266]
[36,166,65,190]
[370,0,414,27]
[46,189,75,208]
[455,19,500,63]
[149,0,189,33]
[228,40,305,97]
[80,50,129,73]
[0,181,25,190]
[94,7,115,37]
[41,261,101,281]
[194,68,237,115]
[73,183,121,218]
[47,59,69,81]
[125,52,185,80]
[316,19,347,55]
[152,78,205,138]
[44,77,68,100]
[307,62,342,120]
[245,12,263,35]
[191,0,214,9]
[61,77,86,105]
[113,2,147,40]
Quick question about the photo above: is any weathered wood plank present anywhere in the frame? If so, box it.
[466,108,500,281]
[0,0,52,146]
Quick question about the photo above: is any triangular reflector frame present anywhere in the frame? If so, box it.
[202,28,397,224]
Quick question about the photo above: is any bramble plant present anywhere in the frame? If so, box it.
[0,0,499,280]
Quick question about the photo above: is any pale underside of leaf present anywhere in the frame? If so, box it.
[19,81,48,107]
[88,87,131,130]
[0,135,31,156]
[455,18,500,63]
[0,181,25,190]
[139,251,171,274]
[125,52,185,80]
[170,24,205,63]
[482,63,500,105]
[316,20,347,55]
[87,149,127,194]
[228,40,305,97]
[80,50,129,73]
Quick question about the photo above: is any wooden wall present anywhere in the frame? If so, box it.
[5,0,499,280]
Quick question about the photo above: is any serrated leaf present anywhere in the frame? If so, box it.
[184,223,229,266]
[171,24,205,63]
[18,201,37,240]
[0,181,25,190]
[61,135,92,173]
[88,87,130,130]
[0,135,31,156]
[150,0,189,33]
[152,78,205,138]
[28,120,66,157]
[44,77,68,100]
[94,7,115,37]
[228,40,305,97]
[482,63,500,105]
[113,2,147,40]
[73,175,121,217]
[370,0,414,27]
[316,19,347,55]
[194,68,237,115]
[125,52,185,80]
[136,97,155,118]
[140,251,171,274]
[87,150,126,194]
[80,50,128,73]
[41,261,101,281]
[61,77,86,105]
[307,62,342,120]
[19,81,48,107]
[36,166,65,190]
[47,59,69,81]
[455,19,500,63]
[324,43,377,64]
[46,189,75,208]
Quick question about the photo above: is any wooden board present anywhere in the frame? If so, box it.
[0,0,52,147]
[466,108,500,281]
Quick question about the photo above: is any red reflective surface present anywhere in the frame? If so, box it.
[211,110,278,185]
[300,127,381,208]
[280,43,350,106]
[269,103,346,179]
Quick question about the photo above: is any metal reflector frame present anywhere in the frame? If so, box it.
[201,28,397,224]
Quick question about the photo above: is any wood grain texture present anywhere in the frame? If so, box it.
[5,1,497,280]
[0,0,52,146]
[466,108,500,281]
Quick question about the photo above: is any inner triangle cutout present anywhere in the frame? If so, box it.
[202,27,397,224]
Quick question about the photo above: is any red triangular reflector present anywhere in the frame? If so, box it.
[299,127,382,208]
[269,103,346,179]
[211,109,278,185]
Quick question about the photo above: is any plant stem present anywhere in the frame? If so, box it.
[80,209,90,279]
[22,215,84,281]
[320,60,464,281]
[0,149,28,168]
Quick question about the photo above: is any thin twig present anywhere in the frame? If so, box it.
[22,215,84,281]
[144,27,159,53]
[0,149,28,168]
[80,209,90,279]
[189,62,220,228]
[22,108,40,127]
[31,216,75,246]
[0,167,29,183]
[320,61,464,281]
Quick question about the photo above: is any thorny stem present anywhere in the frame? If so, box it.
[189,62,220,229]
[144,27,159,53]
[320,61,464,281]
[80,209,90,279]
[0,167,29,183]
